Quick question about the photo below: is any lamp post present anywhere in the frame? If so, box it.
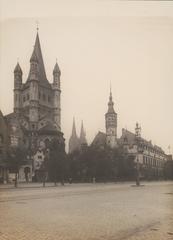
[135,122,143,186]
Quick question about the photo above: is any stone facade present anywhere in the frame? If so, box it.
[4,31,64,182]
[120,125,168,179]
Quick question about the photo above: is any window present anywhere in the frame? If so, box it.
[27,93,29,100]
[43,94,46,101]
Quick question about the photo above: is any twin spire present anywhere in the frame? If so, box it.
[71,118,87,145]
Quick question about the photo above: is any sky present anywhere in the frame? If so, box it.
[0,0,173,153]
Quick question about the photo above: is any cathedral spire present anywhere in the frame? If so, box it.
[80,120,87,145]
[72,117,77,137]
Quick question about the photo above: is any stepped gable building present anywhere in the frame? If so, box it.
[69,119,87,153]
[120,123,168,178]
[92,89,168,178]
[4,30,64,181]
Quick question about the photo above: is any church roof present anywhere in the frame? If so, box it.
[27,32,50,86]
[38,122,59,135]
[92,131,106,147]
[14,62,22,74]
[53,62,61,74]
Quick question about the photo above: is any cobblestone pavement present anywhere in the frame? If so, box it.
[0,181,173,240]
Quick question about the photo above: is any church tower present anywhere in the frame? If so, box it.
[105,88,117,148]
[28,45,39,130]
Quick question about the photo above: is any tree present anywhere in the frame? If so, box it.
[7,146,26,187]
[164,160,173,180]
[48,138,67,185]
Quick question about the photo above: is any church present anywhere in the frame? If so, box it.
[3,30,64,182]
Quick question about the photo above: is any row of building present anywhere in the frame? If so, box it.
[0,29,171,183]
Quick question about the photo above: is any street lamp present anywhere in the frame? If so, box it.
[135,122,143,186]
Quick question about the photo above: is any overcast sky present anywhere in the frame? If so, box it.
[0,0,173,153]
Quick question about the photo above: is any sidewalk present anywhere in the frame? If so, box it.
[0,180,172,190]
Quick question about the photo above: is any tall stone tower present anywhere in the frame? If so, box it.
[12,31,62,132]
[6,29,64,156]
[105,88,117,148]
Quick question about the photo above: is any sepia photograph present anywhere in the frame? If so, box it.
[0,1,173,239]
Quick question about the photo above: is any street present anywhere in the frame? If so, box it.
[0,181,173,240]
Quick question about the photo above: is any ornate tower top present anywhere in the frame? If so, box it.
[107,87,115,114]
[135,122,141,138]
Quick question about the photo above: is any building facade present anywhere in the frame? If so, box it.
[92,89,168,179]
[4,30,64,182]
[120,124,168,179]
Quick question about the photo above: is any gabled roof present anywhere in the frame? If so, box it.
[53,62,61,74]
[92,131,106,147]
[14,62,22,74]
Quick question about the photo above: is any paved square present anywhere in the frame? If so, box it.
[0,182,173,240]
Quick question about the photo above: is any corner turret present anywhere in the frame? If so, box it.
[14,62,22,113]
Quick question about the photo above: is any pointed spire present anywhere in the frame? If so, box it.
[28,31,48,83]
[53,61,61,75]
[30,49,38,63]
[72,117,77,137]
[14,62,22,74]
[107,87,115,114]
[80,120,87,144]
